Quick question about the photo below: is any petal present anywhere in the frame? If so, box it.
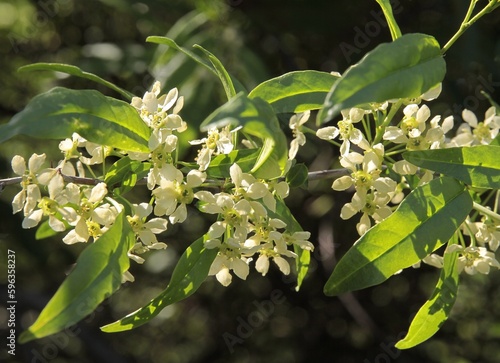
[144,218,168,233]
[22,209,44,229]
[89,183,108,203]
[316,126,339,140]
[247,182,268,199]
[11,155,26,175]
[216,267,232,286]
[255,255,270,276]
[208,221,226,239]
[230,163,243,188]
[186,170,206,187]
[12,190,26,214]
[462,109,478,127]
[332,175,353,191]
[49,216,66,232]
[273,256,290,275]
[416,104,430,123]
[169,203,187,224]
[231,258,249,280]
[28,153,46,172]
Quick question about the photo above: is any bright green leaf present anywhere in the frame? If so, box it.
[100,236,217,332]
[19,212,135,343]
[318,33,446,123]
[193,44,236,100]
[18,63,134,100]
[206,149,259,178]
[200,93,288,179]
[324,176,472,296]
[248,70,339,113]
[396,248,459,349]
[146,36,246,94]
[403,145,500,189]
[0,87,150,153]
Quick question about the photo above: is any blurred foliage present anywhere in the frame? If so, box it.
[1,0,500,362]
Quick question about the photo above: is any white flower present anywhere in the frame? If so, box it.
[450,106,500,146]
[230,163,278,212]
[62,183,117,244]
[127,203,168,247]
[447,245,500,275]
[11,153,46,216]
[153,165,206,224]
[209,254,250,286]
[190,126,237,171]
[316,107,369,155]
[288,111,310,160]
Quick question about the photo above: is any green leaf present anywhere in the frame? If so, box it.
[193,44,236,100]
[286,163,309,188]
[0,87,150,153]
[147,35,215,73]
[35,220,59,240]
[206,149,259,178]
[375,0,402,40]
[201,93,288,179]
[318,33,446,123]
[271,200,310,291]
[396,248,459,349]
[100,236,218,332]
[146,36,246,94]
[403,145,500,189]
[105,157,151,195]
[248,70,339,113]
[18,63,134,100]
[19,212,135,343]
[324,176,472,296]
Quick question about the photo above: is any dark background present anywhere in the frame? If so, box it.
[1,1,500,362]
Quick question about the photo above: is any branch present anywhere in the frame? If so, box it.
[0,167,355,193]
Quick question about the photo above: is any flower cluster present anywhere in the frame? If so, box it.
[314,87,500,274]
[197,163,313,286]
[10,81,314,286]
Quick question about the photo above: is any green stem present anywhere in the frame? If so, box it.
[442,0,500,54]
[473,201,500,222]
[373,99,403,144]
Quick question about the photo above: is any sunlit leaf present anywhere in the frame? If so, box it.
[0,87,150,153]
[19,212,135,343]
[324,176,472,296]
[403,145,500,189]
[206,149,260,178]
[248,70,339,113]
[396,248,459,349]
[100,236,217,332]
[18,63,134,100]
[318,33,445,122]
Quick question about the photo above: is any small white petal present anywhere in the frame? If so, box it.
[273,256,290,275]
[11,155,26,175]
